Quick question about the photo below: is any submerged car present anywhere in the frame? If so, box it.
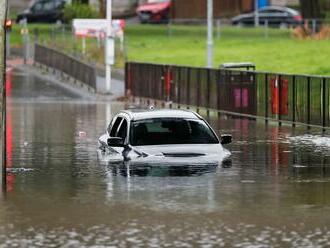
[231,6,302,28]
[16,0,66,24]
[136,0,171,24]
[98,109,232,167]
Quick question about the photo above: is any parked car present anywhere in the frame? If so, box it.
[16,0,66,24]
[98,109,232,166]
[231,6,303,28]
[136,0,171,24]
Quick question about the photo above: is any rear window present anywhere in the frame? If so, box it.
[130,118,219,146]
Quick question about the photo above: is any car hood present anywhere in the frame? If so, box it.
[133,144,225,156]
[137,2,171,12]
[126,144,231,166]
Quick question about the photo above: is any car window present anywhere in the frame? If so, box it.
[43,1,55,11]
[55,0,65,8]
[110,117,123,137]
[117,119,128,139]
[259,9,284,14]
[32,3,43,12]
[130,118,219,146]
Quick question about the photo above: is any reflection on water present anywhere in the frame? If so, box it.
[102,161,220,177]
[3,68,330,246]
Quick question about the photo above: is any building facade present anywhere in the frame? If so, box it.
[9,0,32,12]
[89,0,138,17]
[171,0,254,19]
[269,0,299,6]
[9,0,138,17]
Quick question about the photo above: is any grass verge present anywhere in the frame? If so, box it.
[8,23,330,76]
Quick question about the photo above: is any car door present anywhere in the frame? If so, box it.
[106,117,129,156]
[258,9,269,25]
[99,115,121,151]
[258,9,278,26]
[41,0,57,23]
[112,118,129,151]
[54,0,65,21]
[269,9,288,26]
[28,2,43,23]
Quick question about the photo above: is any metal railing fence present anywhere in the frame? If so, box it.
[126,62,330,129]
[34,43,97,91]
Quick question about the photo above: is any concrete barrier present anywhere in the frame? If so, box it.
[0,0,6,190]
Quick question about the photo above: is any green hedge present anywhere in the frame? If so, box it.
[63,4,99,23]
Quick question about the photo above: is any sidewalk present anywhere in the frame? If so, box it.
[7,58,126,102]
[96,71,125,98]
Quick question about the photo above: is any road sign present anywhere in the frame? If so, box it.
[72,19,125,38]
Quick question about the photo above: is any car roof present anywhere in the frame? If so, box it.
[260,6,300,15]
[120,109,201,121]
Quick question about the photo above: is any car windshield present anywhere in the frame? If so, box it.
[130,118,219,146]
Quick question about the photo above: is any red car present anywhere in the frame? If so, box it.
[137,0,171,24]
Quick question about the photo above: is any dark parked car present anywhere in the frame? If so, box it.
[136,0,171,24]
[16,0,66,24]
[232,6,302,28]
[98,109,232,166]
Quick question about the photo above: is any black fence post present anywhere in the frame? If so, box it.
[217,70,221,117]
[177,67,181,108]
[307,77,311,129]
[265,73,268,123]
[196,69,201,113]
[322,77,326,130]
[292,75,296,127]
[186,67,191,109]
[206,69,211,116]
[240,71,243,114]
[124,62,128,97]
[278,75,282,126]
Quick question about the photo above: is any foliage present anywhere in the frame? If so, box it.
[8,24,330,75]
[63,3,99,23]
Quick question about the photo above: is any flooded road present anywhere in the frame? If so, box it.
[3,67,330,247]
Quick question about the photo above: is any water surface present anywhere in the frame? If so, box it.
[3,68,330,247]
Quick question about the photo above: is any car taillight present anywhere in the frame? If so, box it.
[294,15,303,21]
[5,19,12,32]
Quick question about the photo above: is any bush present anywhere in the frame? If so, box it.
[63,4,99,23]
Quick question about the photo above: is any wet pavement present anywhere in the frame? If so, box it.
[3,67,330,247]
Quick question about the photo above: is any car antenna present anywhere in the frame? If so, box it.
[149,105,155,111]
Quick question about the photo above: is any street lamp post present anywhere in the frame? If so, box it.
[255,0,259,27]
[207,0,213,68]
[106,0,114,94]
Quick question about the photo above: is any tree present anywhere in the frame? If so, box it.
[299,0,321,19]
[99,0,106,18]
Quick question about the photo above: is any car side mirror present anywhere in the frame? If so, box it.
[221,135,232,145]
[107,137,125,147]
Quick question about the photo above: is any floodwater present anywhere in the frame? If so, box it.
[3,67,330,247]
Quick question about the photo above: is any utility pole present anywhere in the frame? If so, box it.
[207,0,213,68]
[255,0,259,27]
[105,0,114,94]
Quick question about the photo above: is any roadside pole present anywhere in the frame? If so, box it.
[207,0,213,68]
[21,19,29,64]
[105,0,114,94]
[82,37,86,55]
[5,20,11,58]
[254,0,259,27]
[1,0,7,194]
